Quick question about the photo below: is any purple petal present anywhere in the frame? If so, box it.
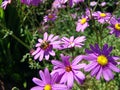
[52,84,68,90]
[84,62,98,72]
[96,66,102,80]
[48,34,54,41]
[83,54,97,61]
[51,36,59,42]
[72,55,84,65]
[103,67,111,81]
[72,63,86,69]
[49,50,55,56]
[44,68,51,84]
[51,68,65,75]
[32,48,41,56]
[52,60,65,68]
[74,36,86,43]
[91,65,100,76]
[60,72,68,84]
[39,70,46,83]
[39,50,44,61]
[32,77,45,86]
[30,86,43,90]
[74,71,85,80]
[45,54,50,60]
[108,62,120,72]
[51,72,59,84]
[38,38,43,43]
[67,72,74,88]
[44,32,48,41]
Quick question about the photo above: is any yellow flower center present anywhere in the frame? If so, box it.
[65,66,72,72]
[100,13,106,17]
[97,55,108,66]
[44,84,51,90]
[80,18,87,24]
[40,41,50,50]
[115,23,120,30]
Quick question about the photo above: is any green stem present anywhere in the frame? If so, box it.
[10,34,30,50]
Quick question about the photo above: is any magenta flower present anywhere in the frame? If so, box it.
[76,16,89,32]
[21,0,42,6]
[90,1,97,7]
[60,36,86,49]
[93,11,111,23]
[32,32,60,61]
[84,44,120,81]
[44,13,57,22]
[51,55,86,88]
[31,68,68,90]
[107,17,120,37]
[1,0,11,9]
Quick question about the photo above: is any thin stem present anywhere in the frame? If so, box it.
[10,34,30,50]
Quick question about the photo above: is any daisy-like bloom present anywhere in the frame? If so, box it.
[60,36,86,49]
[1,0,11,9]
[52,0,65,9]
[32,32,60,61]
[76,15,89,32]
[90,1,97,7]
[44,13,57,22]
[31,68,68,90]
[21,0,42,6]
[84,44,120,81]
[100,2,107,7]
[93,11,111,24]
[51,54,86,88]
[107,17,120,37]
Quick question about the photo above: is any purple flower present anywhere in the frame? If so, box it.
[84,44,120,81]
[100,2,107,7]
[76,15,89,32]
[51,55,86,88]
[93,11,111,24]
[90,1,97,7]
[107,17,120,37]
[31,68,68,90]
[1,0,11,9]
[44,13,57,22]
[32,32,61,61]
[60,36,86,49]
[52,0,66,9]
[21,0,42,6]
[69,0,84,7]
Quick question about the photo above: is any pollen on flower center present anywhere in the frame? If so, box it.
[40,41,50,50]
[65,66,72,72]
[44,84,51,90]
[80,18,87,24]
[100,13,106,17]
[48,15,54,19]
[97,55,108,66]
[115,23,120,30]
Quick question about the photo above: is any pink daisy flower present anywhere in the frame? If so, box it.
[32,32,60,61]
[60,36,86,49]
[51,54,86,88]
[93,11,111,23]
[1,0,11,9]
[44,13,57,22]
[76,16,89,32]
[31,68,68,90]
[107,17,120,37]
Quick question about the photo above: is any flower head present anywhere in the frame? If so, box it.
[90,1,97,7]
[60,36,86,49]
[32,32,60,61]
[93,11,111,23]
[44,13,57,22]
[1,0,11,9]
[51,55,86,88]
[107,17,120,37]
[84,44,120,81]
[31,68,68,90]
[76,15,89,32]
